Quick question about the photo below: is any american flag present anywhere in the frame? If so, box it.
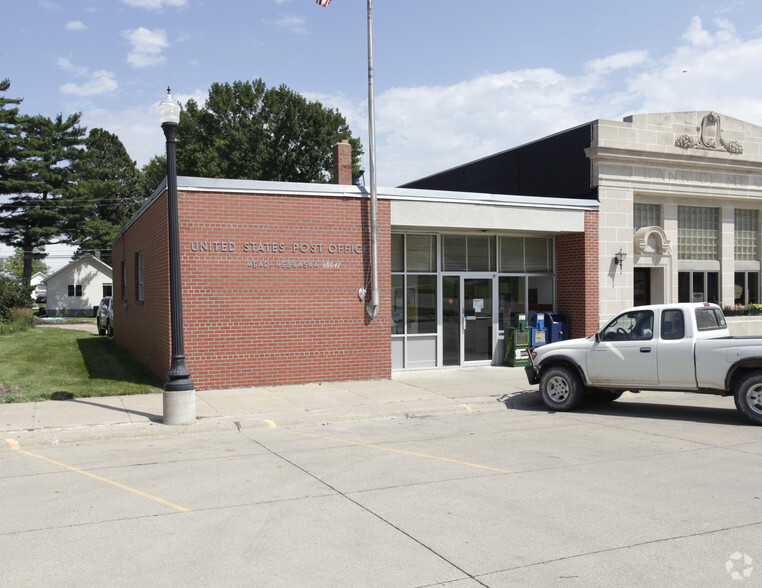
[316,0,332,6]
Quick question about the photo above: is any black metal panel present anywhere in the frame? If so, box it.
[401,123,597,200]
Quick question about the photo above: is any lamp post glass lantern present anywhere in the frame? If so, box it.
[160,87,195,425]
[614,249,627,274]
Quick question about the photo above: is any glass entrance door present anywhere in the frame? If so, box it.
[442,276,494,365]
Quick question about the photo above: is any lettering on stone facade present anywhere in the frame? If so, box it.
[641,167,762,187]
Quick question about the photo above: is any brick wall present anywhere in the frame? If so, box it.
[555,210,599,338]
[113,191,172,380]
[114,188,391,389]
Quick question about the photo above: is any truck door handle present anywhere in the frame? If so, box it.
[640,347,651,353]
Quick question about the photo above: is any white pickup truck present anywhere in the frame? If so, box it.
[525,302,762,425]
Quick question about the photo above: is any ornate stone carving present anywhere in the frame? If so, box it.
[674,112,743,154]
[634,226,672,256]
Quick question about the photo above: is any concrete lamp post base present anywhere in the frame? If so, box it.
[163,389,196,426]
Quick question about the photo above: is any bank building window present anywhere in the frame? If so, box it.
[735,209,760,305]
[678,206,719,304]
[634,203,662,230]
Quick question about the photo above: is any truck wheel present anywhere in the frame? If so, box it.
[539,365,584,411]
[97,319,106,336]
[734,372,762,425]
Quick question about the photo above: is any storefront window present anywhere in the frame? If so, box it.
[392,275,404,334]
[391,234,404,272]
[406,275,436,334]
[442,235,495,271]
[679,271,719,304]
[498,276,525,329]
[392,233,437,336]
[528,275,554,312]
[499,236,553,272]
[406,234,436,272]
[735,272,760,305]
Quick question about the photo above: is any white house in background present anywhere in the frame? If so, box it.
[30,272,48,301]
[44,255,113,317]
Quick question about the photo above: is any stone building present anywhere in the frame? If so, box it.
[404,111,762,329]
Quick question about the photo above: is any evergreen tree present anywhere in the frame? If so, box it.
[176,79,362,183]
[0,79,22,195]
[68,128,143,265]
[0,112,86,284]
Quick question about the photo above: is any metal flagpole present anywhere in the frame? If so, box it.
[366,0,380,319]
[317,0,379,319]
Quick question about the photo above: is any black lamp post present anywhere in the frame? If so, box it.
[159,88,195,425]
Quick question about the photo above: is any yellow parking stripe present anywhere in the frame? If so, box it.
[289,431,513,474]
[6,439,189,513]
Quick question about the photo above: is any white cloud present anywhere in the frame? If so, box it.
[57,56,88,76]
[585,50,650,76]
[122,27,170,68]
[630,17,762,120]
[273,14,307,35]
[65,20,88,31]
[60,72,118,97]
[120,0,187,10]
[57,57,117,96]
[83,88,208,169]
[90,14,762,190]
[308,15,762,187]
[681,16,715,47]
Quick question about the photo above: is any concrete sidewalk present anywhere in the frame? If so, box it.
[1,366,536,445]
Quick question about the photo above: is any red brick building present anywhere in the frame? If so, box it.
[113,145,599,389]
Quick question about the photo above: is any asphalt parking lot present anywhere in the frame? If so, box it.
[2,385,762,587]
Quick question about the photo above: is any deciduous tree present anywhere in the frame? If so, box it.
[176,79,362,183]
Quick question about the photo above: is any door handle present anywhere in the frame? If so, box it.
[640,347,651,353]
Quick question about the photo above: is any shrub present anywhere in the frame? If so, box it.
[0,275,33,322]
[10,308,34,332]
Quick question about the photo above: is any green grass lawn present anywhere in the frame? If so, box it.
[0,327,164,403]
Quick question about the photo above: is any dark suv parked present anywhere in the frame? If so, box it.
[96,296,113,337]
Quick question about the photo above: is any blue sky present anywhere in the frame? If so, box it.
[3,0,762,268]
